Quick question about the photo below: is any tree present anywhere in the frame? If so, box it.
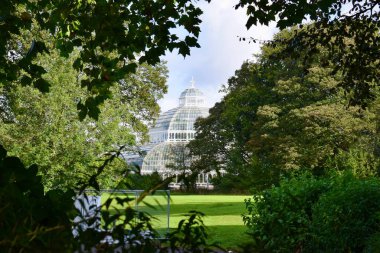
[0,1,216,251]
[1,0,209,119]
[168,143,199,191]
[189,101,230,174]
[236,0,380,107]
[190,28,378,190]
[0,49,168,190]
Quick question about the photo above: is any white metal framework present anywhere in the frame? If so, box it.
[141,83,214,188]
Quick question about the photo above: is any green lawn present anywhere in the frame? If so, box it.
[101,193,252,250]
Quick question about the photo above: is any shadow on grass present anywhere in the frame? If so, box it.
[105,202,247,216]
[206,225,252,251]
[155,225,252,252]
[146,202,246,216]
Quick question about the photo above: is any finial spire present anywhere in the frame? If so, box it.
[190,76,195,88]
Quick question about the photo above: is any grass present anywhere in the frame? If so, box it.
[101,193,252,251]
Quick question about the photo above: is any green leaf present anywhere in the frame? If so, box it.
[0,144,6,159]
[20,75,32,86]
[77,101,87,121]
[29,64,47,76]
[178,42,190,57]
[122,63,138,73]
[33,78,50,92]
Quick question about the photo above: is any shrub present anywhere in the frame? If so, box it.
[244,173,380,252]
[243,174,331,252]
[0,145,76,252]
[123,171,168,190]
[211,174,253,194]
[310,176,380,252]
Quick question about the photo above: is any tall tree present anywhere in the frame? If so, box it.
[0,49,168,190]
[190,28,378,190]
[236,0,380,106]
[1,0,208,119]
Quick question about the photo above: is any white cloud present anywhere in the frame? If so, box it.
[159,0,278,112]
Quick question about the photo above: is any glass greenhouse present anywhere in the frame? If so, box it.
[141,83,215,188]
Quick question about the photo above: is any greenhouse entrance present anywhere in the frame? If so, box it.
[164,171,217,190]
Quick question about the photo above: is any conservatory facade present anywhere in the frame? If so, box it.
[141,82,216,188]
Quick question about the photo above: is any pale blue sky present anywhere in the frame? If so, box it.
[159,0,277,112]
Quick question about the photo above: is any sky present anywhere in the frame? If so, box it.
[158,0,278,112]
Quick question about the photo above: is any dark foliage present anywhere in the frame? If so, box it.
[236,0,380,106]
[0,144,76,252]
[1,0,210,119]
[243,173,380,252]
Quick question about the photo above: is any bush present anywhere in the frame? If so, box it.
[243,174,331,252]
[310,176,380,252]
[243,173,380,252]
[211,174,253,194]
[123,171,168,190]
[0,145,76,252]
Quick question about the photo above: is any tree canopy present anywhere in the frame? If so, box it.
[1,0,209,119]
[236,0,380,106]
[0,48,168,190]
[189,28,379,191]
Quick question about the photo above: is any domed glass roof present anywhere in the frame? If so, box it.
[178,78,205,107]
[142,82,209,174]
[180,88,204,97]
[141,142,189,174]
[148,106,209,144]
[179,87,205,107]
[147,83,208,145]
[179,88,205,107]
